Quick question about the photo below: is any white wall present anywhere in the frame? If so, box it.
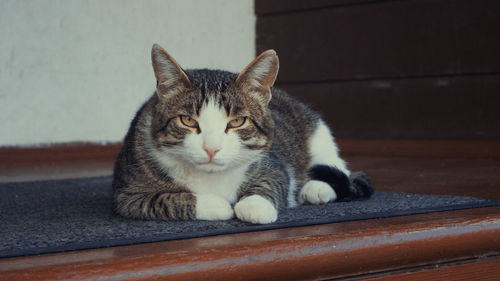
[0,0,255,146]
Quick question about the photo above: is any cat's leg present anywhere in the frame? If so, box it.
[308,120,349,175]
[299,120,372,204]
[234,160,287,224]
[114,188,233,221]
[299,120,347,205]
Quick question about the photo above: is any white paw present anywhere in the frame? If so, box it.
[195,194,234,221]
[299,180,337,205]
[234,195,277,224]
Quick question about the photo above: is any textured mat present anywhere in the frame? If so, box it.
[1,176,499,258]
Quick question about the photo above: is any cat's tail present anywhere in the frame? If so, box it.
[308,165,374,201]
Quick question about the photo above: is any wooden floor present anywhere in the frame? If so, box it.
[0,143,499,280]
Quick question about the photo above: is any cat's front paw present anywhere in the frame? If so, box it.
[234,195,277,224]
[195,194,234,221]
[299,180,337,204]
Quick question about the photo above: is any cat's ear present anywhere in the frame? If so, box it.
[236,50,279,105]
[151,44,190,99]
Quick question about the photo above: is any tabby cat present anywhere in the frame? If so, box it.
[112,44,373,224]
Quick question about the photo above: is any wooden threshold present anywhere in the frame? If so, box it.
[0,207,499,281]
[360,256,500,281]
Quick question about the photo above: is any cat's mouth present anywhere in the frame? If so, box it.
[194,160,227,173]
[197,161,224,166]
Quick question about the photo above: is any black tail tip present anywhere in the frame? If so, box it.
[349,171,374,199]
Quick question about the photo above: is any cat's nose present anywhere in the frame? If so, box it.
[204,147,220,159]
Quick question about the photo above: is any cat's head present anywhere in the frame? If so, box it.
[148,44,279,173]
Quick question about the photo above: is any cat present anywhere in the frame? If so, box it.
[112,44,373,224]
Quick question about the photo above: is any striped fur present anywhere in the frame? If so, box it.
[112,44,374,223]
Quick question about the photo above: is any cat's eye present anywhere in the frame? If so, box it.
[227,117,247,129]
[179,115,198,128]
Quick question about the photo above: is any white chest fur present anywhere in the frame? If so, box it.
[176,164,248,204]
[155,153,248,204]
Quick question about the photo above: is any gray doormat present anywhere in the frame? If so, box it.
[1,176,498,258]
